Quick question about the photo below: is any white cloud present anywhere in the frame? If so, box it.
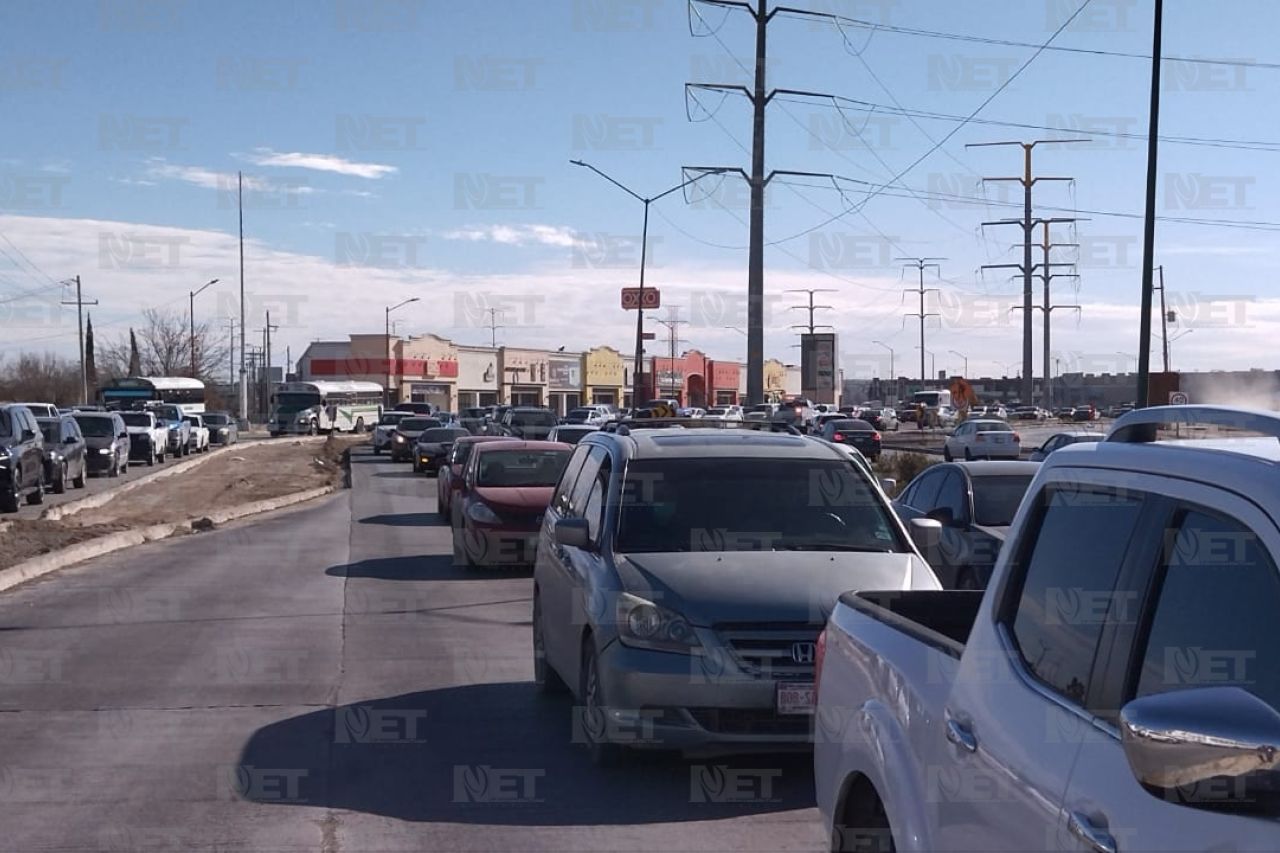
[239,148,397,180]
[439,224,581,248]
[143,159,316,196]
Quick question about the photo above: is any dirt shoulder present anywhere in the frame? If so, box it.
[0,436,360,571]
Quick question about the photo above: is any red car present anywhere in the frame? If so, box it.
[451,440,572,568]
[437,435,515,519]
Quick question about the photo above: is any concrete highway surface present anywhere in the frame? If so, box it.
[0,446,822,852]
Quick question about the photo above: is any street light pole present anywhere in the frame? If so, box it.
[385,297,420,406]
[948,349,968,378]
[189,278,219,378]
[570,159,730,408]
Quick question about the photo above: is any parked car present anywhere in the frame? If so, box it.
[497,407,558,440]
[564,406,611,426]
[35,415,87,493]
[389,416,442,462]
[15,402,59,418]
[1071,404,1099,422]
[892,460,1039,590]
[547,425,597,446]
[1,404,47,510]
[772,397,817,432]
[943,419,1021,461]
[437,435,515,520]
[203,411,238,445]
[1029,429,1104,461]
[119,411,168,465]
[1054,405,1076,420]
[860,407,899,432]
[1010,405,1043,421]
[458,406,491,435]
[372,411,412,455]
[413,426,470,475]
[393,402,436,416]
[73,411,130,478]
[816,405,1280,852]
[184,414,211,454]
[819,418,882,460]
[451,440,572,567]
[146,403,191,457]
[702,405,743,422]
[533,427,939,763]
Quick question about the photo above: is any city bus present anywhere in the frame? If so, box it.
[100,376,207,413]
[269,380,383,436]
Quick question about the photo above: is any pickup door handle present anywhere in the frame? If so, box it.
[1068,812,1117,853]
[944,714,977,752]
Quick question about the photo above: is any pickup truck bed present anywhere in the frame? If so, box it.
[837,590,983,659]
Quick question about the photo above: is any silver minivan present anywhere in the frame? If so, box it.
[531,425,939,763]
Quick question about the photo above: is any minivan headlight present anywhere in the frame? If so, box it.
[615,592,703,654]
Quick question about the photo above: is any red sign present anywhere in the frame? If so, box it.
[621,287,660,310]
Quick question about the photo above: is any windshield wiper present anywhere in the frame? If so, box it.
[775,542,895,553]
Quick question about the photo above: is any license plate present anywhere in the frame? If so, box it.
[776,682,816,715]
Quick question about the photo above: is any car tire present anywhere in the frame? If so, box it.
[307,422,317,436]
[451,524,476,569]
[963,448,973,461]
[53,463,67,494]
[1,472,20,512]
[943,447,953,462]
[354,418,365,434]
[147,450,156,467]
[27,473,44,505]
[108,460,119,478]
[121,458,128,474]
[532,592,567,694]
[412,459,421,474]
[580,640,623,766]
[72,467,85,489]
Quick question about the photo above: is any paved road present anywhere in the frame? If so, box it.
[0,446,822,852]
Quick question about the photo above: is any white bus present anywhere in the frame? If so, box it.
[101,376,207,413]
[270,381,383,436]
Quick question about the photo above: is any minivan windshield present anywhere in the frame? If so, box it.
[476,448,570,487]
[616,458,907,554]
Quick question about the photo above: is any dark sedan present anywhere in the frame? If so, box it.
[413,427,471,475]
[892,460,1039,590]
[819,418,882,460]
[36,415,87,493]
[389,417,442,462]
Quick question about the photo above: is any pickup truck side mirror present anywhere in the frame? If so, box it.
[1120,686,1280,810]
[553,517,592,551]
[908,517,943,561]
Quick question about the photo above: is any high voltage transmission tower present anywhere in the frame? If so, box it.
[968,139,1087,404]
[982,217,1082,408]
[784,288,837,335]
[897,258,943,387]
[685,0,851,406]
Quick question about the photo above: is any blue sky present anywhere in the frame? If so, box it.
[2,0,1278,380]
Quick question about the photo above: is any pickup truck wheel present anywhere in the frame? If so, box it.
[532,593,567,694]
[580,641,623,766]
[307,422,317,436]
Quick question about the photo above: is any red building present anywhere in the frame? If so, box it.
[648,350,741,406]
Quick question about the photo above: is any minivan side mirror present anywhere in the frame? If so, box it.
[1120,686,1280,809]
[554,517,592,550]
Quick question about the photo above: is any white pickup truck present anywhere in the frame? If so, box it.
[184,413,211,454]
[815,406,1280,852]
[118,410,169,465]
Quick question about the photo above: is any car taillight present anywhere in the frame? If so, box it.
[814,628,828,701]
[871,431,881,441]
[833,432,844,442]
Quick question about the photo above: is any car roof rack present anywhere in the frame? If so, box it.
[613,418,802,437]
[1107,405,1280,444]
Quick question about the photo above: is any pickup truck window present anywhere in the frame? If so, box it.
[1009,487,1145,706]
[1133,509,1280,710]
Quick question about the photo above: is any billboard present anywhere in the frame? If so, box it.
[801,333,838,403]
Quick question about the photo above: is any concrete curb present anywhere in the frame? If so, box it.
[0,484,339,594]
[40,436,327,521]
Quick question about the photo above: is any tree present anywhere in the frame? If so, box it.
[128,329,141,376]
[85,313,97,400]
[0,352,81,405]
[101,309,228,382]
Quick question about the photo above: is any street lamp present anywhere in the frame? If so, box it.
[872,340,896,402]
[189,278,219,378]
[571,159,731,408]
[385,297,420,405]
[1168,328,1193,370]
[948,349,969,378]
[722,325,746,336]
[915,346,936,381]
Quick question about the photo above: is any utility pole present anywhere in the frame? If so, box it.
[223,318,237,389]
[686,0,851,406]
[969,139,1087,404]
[238,171,247,423]
[485,307,505,348]
[189,278,219,379]
[653,311,688,403]
[784,288,837,334]
[1138,0,1165,406]
[896,258,943,389]
[872,340,896,402]
[60,275,98,405]
[264,310,279,395]
[1155,265,1171,373]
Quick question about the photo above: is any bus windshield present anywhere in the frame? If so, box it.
[275,392,321,415]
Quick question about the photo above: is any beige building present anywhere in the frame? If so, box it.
[456,345,500,409]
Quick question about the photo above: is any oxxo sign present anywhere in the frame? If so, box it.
[620,287,660,310]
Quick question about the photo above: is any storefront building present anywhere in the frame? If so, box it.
[763,359,787,402]
[397,334,459,410]
[548,353,584,415]
[298,333,458,410]
[585,346,626,408]
[500,348,549,406]
[456,345,501,409]
[712,361,741,405]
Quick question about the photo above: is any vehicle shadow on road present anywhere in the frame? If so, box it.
[357,512,438,527]
[234,681,815,825]
[327,554,533,582]
[372,470,421,479]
